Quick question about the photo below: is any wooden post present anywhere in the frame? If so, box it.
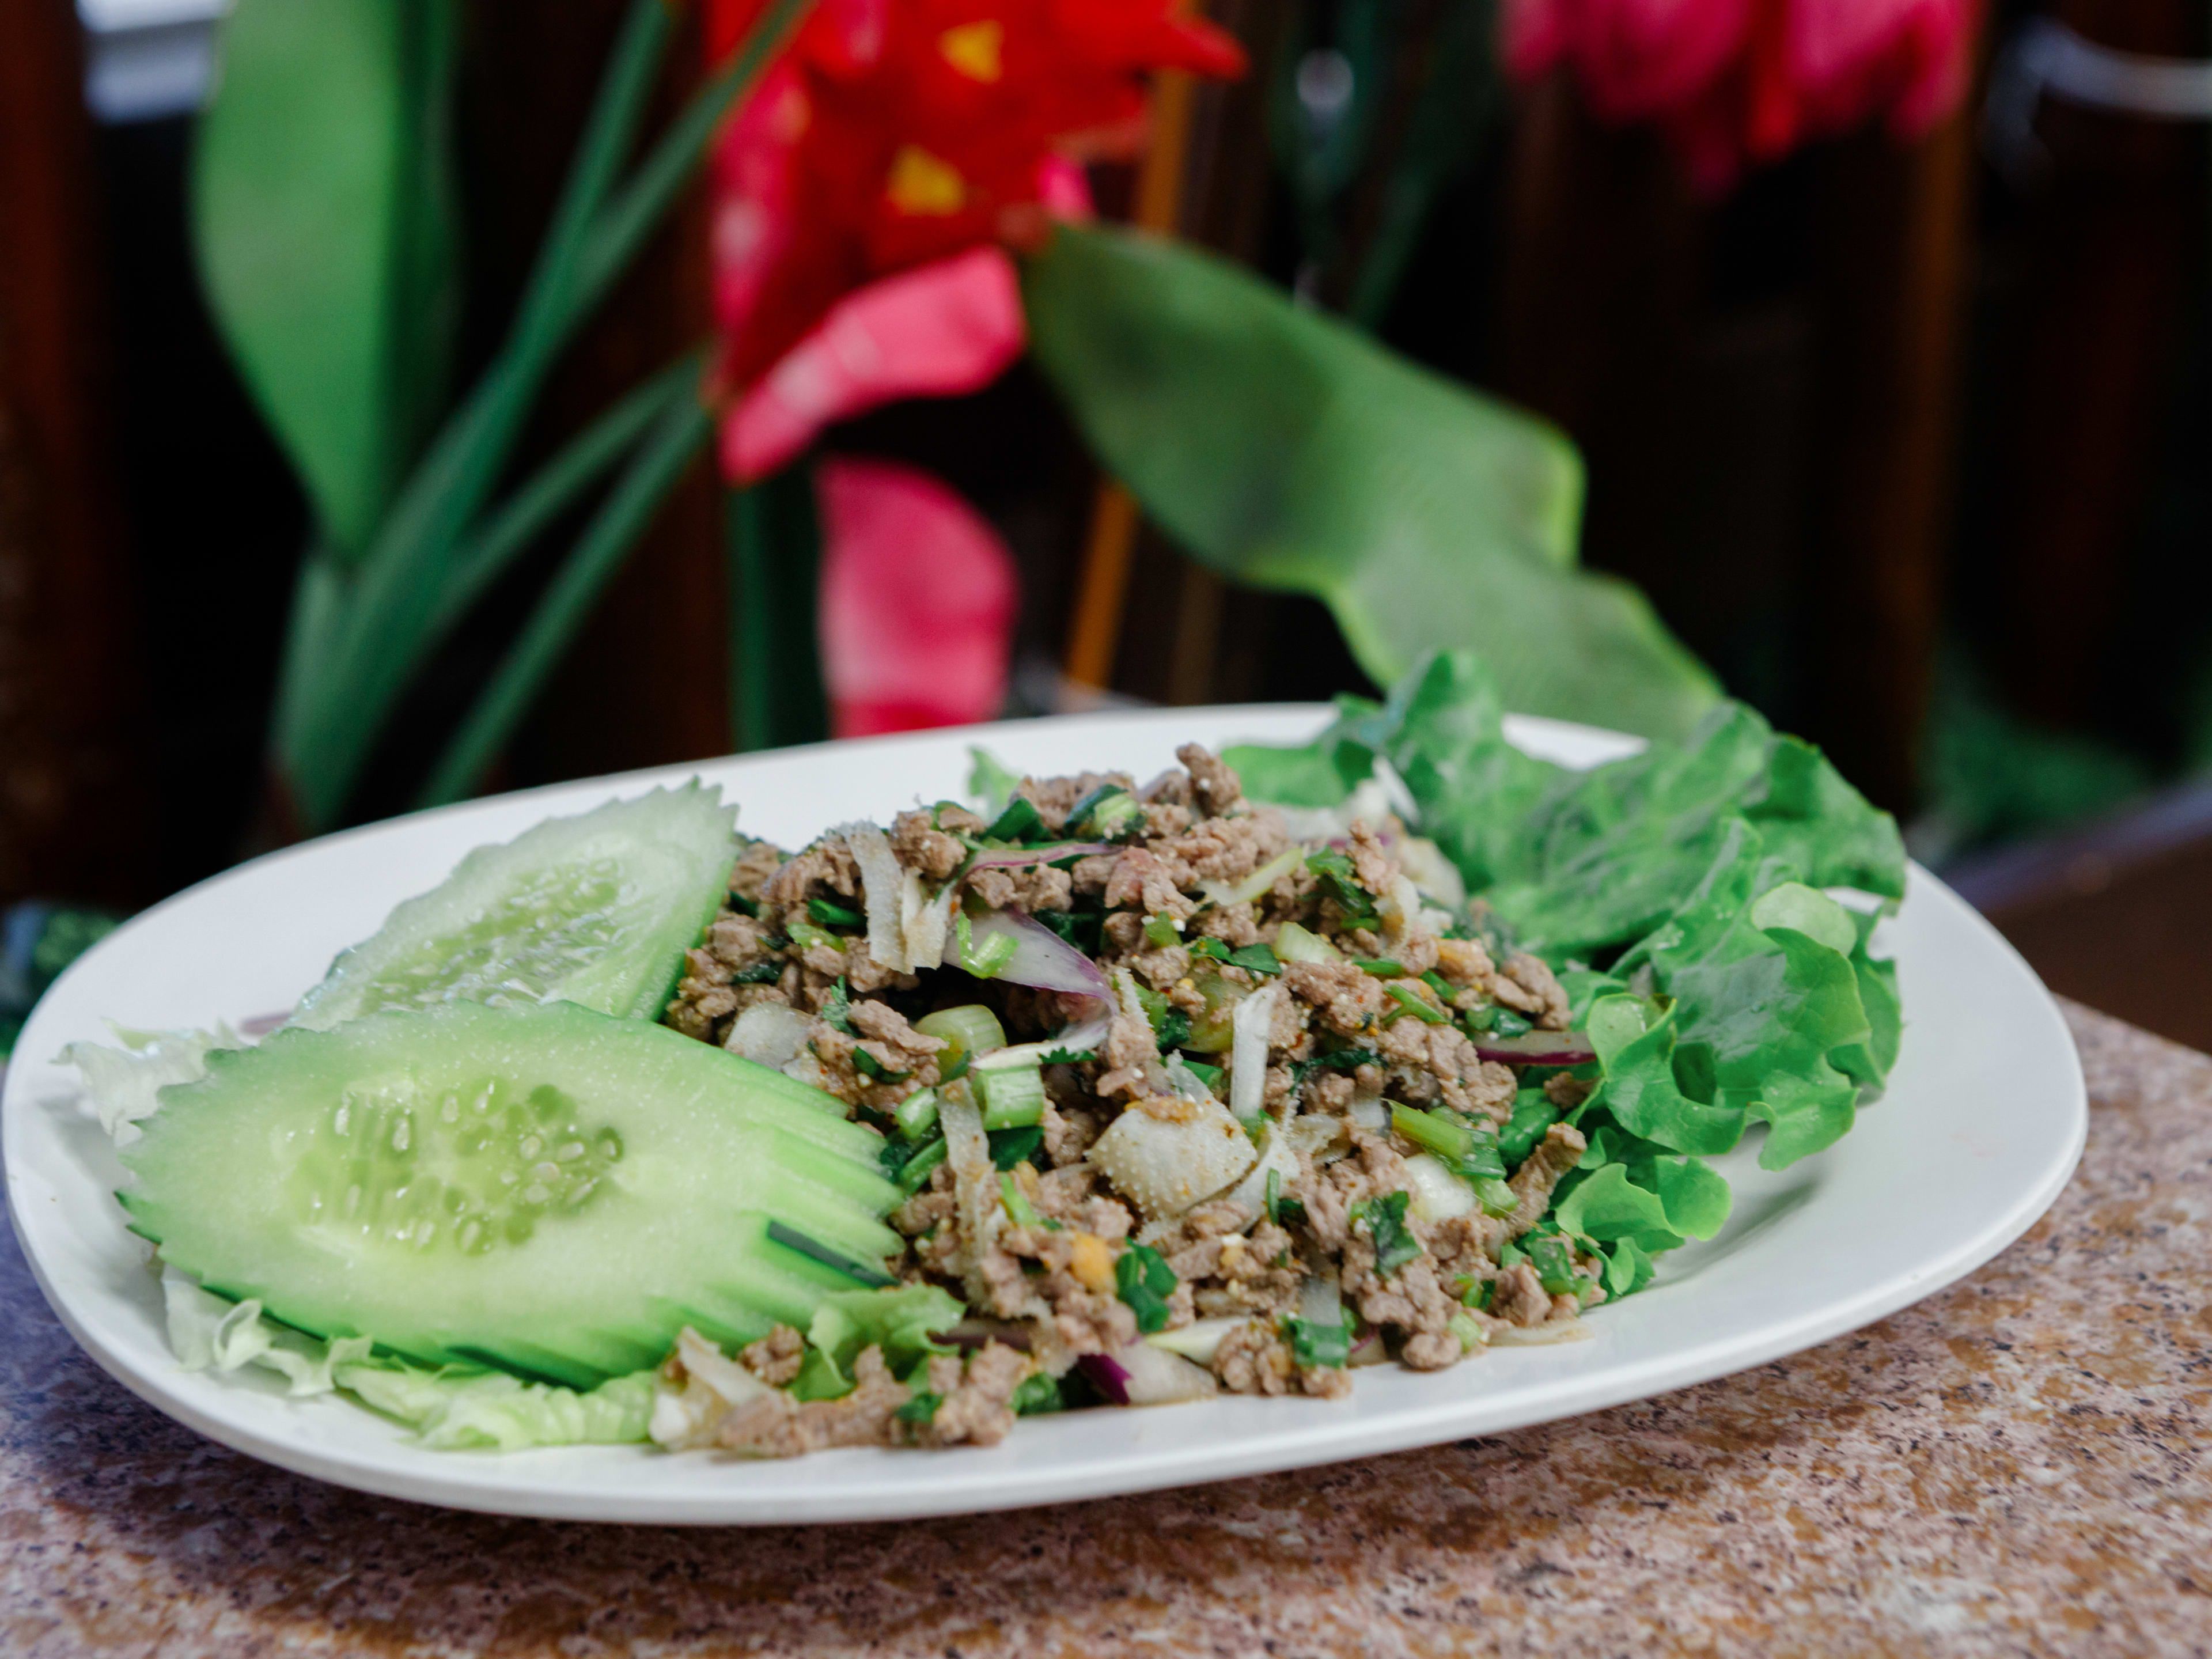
[1801,109,1976,812]
[0,0,149,907]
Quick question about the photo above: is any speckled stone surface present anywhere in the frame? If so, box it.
[2,998,2205,1657]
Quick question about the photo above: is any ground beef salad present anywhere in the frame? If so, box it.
[73,651,1906,1460]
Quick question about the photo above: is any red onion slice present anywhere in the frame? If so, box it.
[1078,1342,1218,1406]
[1473,1030,1596,1066]
[963,841,1117,873]
[964,907,1113,1000]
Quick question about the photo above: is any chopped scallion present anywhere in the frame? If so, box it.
[1476,1177,1519,1217]
[1143,912,1182,948]
[1283,1313,1349,1369]
[1385,982,1449,1025]
[914,1003,1007,1071]
[1113,1241,1177,1334]
[895,1088,940,1140]
[976,1059,1047,1131]
[999,1172,1041,1228]
[853,1049,910,1085]
[952,911,1018,979]
[1391,1102,1474,1161]
[732,961,784,986]
[808,896,864,930]
[1529,1234,1581,1297]
[787,918,840,954]
[1352,957,1405,978]
[894,1136,948,1197]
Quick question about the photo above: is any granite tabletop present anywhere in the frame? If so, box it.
[1,998,2205,1657]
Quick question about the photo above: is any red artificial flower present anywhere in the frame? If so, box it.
[1504,0,1976,190]
[707,0,1245,392]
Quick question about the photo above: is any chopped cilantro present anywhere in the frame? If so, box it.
[853,1048,910,1085]
[987,1124,1043,1170]
[1010,1372,1063,1415]
[820,978,855,1034]
[1038,1045,1097,1065]
[1225,942,1282,975]
[1305,848,1379,926]
[1283,1314,1350,1369]
[1351,1190,1421,1276]
[732,961,785,985]
[808,896,864,929]
[895,1391,942,1425]
[1113,1241,1177,1334]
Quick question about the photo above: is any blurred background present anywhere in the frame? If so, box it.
[3,0,2209,1051]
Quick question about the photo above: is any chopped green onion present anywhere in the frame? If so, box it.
[1143,912,1182,948]
[1273,922,1341,964]
[852,1049,910,1085]
[1283,1313,1349,1369]
[976,1058,1047,1130]
[1461,1277,1496,1312]
[895,1391,942,1425]
[987,1124,1043,1170]
[1352,957,1405,978]
[1499,1091,1559,1165]
[1114,1241,1177,1334]
[1460,1003,1498,1033]
[819,977,855,1034]
[983,794,1044,844]
[1497,1236,1527,1270]
[726,893,760,918]
[1265,1167,1307,1229]
[1419,969,1458,1002]
[787,918,840,953]
[1456,1130,1508,1181]
[1476,1177,1519,1217]
[915,1003,1007,1072]
[1385,983,1449,1025]
[1067,783,1143,841]
[1492,1009,1533,1039]
[895,1088,940,1141]
[952,911,1018,979]
[999,1172,1041,1228]
[1010,1372,1062,1415]
[1529,1233,1581,1296]
[808,896,864,929]
[1448,1311,1485,1352]
[893,1135,948,1197]
[1391,1103,1474,1161]
[732,960,784,985]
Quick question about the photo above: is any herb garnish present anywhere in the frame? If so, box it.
[1351,1190,1421,1275]
[820,977,855,1033]
[895,1391,942,1425]
[808,896,864,930]
[1282,1315,1350,1369]
[1114,1241,1177,1333]
[987,1124,1044,1170]
[1191,938,1283,975]
[1304,848,1379,926]
[732,961,784,985]
[853,1049,910,1085]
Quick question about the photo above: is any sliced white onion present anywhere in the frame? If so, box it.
[1217,1119,1297,1227]
[836,821,910,971]
[1347,1092,1389,1132]
[1199,845,1302,909]
[940,1084,997,1291]
[1298,1271,1345,1330]
[1489,1316,1592,1346]
[1112,967,1173,1095]
[1286,1112,1348,1164]
[724,1002,814,1069]
[1402,1152,1476,1224]
[965,907,1113,1000]
[1146,1316,1249,1368]
[1080,1342,1219,1406]
[902,871,956,971]
[1228,982,1282,1123]
[1394,834,1467,911]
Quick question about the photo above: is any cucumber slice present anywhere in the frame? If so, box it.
[118,1002,902,1388]
[293,782,736,1031]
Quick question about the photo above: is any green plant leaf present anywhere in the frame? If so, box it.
[1021,225,1721,740]
[194,0,459,556]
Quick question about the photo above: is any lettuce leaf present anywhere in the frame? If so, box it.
[1222,694,1385,809]
[1234,647,1907,1300]
[336,1359,654,1450]
[797,1283,968,1398]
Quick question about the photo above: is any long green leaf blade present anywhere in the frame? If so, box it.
[1022,224,1721,740]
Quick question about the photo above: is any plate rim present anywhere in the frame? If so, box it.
[3,704,2088,1525]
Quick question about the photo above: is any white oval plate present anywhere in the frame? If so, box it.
[3,705,2085,1525]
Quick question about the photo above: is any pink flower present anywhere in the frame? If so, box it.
[1504,0,1977,189]
[816,456,1020,737]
